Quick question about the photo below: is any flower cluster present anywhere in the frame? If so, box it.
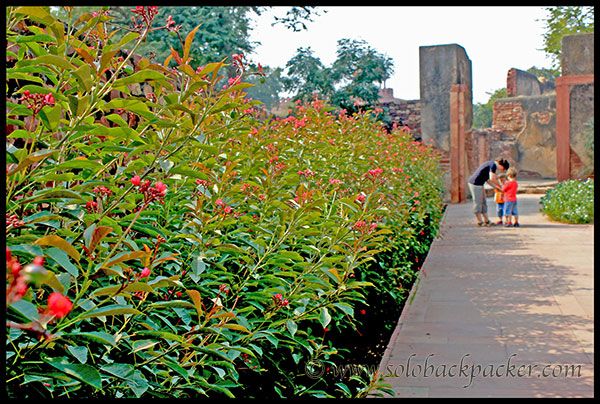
[131,175,167,205]
[6,213,24,229]
[92,186,112,198]
[231,53,246,74]
[138,267,151,279]
[6,247,30,304]
[367,168,384,178]
[130,6,159,30]
[195,179,212,188]
[47,292,72,319]
[19,90,54,115]
[215,198,234,216]
[272,293,289,309]
[298,168,315,177]
[165,14,182,33]
[351,220,379,235]
[85,200,98,213]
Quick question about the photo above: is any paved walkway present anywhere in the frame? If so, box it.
[375,194,594,397]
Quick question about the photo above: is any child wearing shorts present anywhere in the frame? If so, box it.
[494,173,507,225]
[502,168,519,227]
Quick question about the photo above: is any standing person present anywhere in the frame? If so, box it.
[494,173,508,225]
[467,158,510,226]
[502,168,519,227]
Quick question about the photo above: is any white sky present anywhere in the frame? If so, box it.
[247,6,554,104]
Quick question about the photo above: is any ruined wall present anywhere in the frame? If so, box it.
[562,33,594,174]
[379,99,421,136]
[490,95,557,178]
[419,44,472,152]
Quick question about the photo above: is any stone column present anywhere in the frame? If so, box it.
[420,44,472,201]
[450,84,467,203]
[555,33,594,182]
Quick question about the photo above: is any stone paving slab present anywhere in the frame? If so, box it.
[374,194,594,398]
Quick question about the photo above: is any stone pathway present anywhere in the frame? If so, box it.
[374,194,594,397]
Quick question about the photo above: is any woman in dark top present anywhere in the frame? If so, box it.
[467,158,510,226]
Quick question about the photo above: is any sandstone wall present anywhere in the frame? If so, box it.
[419,44,472,153]
[491,95,557,178]
[562,33,594,173]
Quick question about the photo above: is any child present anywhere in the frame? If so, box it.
[502,168,519,227]
[494,173,507,225]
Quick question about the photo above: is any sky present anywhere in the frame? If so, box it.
[247,6,554,104]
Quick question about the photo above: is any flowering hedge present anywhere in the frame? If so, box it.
[6,7,444,398]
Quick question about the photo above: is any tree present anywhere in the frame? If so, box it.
[51,6,320,78]
[473,88,507,129]
[283,47,334,102]
[526,66,556,81]
[244,66,285,110]
[330,39,394,112]
[541,6,594,74]
[283,39,394,112]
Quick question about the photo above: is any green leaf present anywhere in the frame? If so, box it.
[37,105,62,132]
[189,255,207,283]
[13,6,56,25]
[21,188,86,204]
[131,339,159,353]
[63,331,116,347]
[112,70,169,87]
[134,330,184,343]
[42,356,103,390]
[100,363,150,398]
[34,235,81,262]
[127,371,149,398]
[286,319,298,337]
[102,99,154,120]
[7,149,58,177]
[72,64,94,92]
[54,159,103,171]
[8,299,40,322]
[319,307,331,328]
[13,33,56,43]
[19,54,76,71]
[44,247,79,277]
[66,345,88,364]
[92,282,154,297]
[147,300,195,310]
[80,304,142,319]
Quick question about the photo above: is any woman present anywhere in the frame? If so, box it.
[467,158,509,226]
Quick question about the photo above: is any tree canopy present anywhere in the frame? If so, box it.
[541,6,594,74]
[283,39,394,113]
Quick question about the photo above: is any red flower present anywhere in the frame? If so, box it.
[48,292,72,318]
[154,181,167,193]
[131,175,141,186]
[140,267,151,278]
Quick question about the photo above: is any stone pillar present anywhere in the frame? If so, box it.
[420,44,472,202]
[419,44,472,152]
[450,85,468,203]
[555,33,594,182]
